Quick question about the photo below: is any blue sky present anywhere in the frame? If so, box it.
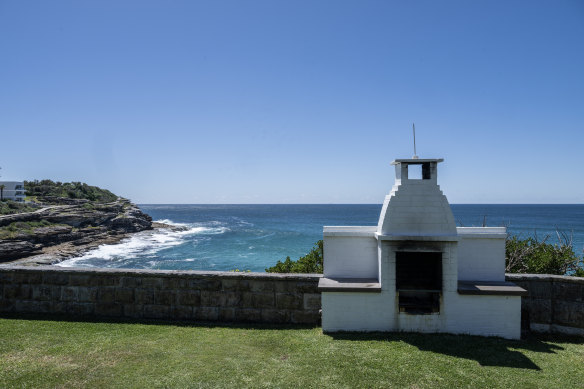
[1,1,583,204]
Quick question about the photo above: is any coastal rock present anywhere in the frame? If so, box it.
[36,196,91,205]
[31,225,74,242]
[0,240,41,260]
[0,198,153,263]
[110,206,153,232]
[0,209,44,227]
[45,208,116,227]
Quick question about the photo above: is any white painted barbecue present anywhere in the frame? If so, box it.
[319,158,526,339]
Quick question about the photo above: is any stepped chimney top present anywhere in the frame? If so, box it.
[391,158,443,185]
[377,157,455,236]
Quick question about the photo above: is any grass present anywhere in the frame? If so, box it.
[0,220,62,239]
[0,200,37,216]
[0,317,582,388]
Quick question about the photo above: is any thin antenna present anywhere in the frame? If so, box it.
[412,123,419,159]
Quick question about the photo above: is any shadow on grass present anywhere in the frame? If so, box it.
[0,312,318,331]
[326,331,579,370]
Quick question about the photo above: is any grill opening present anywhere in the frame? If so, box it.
[396,252,442,314]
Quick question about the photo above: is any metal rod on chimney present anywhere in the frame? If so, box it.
[412,123,418,159]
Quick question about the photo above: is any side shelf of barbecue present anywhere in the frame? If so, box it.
[457,281,527,296]
[318,277,381,293]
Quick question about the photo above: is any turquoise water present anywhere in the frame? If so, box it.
[57,204,584,272]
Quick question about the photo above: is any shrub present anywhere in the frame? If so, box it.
[0,219,57,239]
[24,180,117,203]
[506,231,584,276]
[0,200,37,215]
[266,240,323,273]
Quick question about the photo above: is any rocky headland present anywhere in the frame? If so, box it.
[0,182,164,265]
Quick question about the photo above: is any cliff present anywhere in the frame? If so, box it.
[0,197,152,264]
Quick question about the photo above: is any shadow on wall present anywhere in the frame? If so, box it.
[325,331,581,370]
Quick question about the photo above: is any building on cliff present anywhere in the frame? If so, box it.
[0,181,26,202]
[318,157,527,339]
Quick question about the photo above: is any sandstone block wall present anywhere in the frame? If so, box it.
[507,273,584,336]
[0,266,322,324]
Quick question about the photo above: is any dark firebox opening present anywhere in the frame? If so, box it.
[396,252,442,314]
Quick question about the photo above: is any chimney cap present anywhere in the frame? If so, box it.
[391,158,444,165]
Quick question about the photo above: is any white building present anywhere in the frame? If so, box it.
[0,181,26,202]
[319,158,527,339]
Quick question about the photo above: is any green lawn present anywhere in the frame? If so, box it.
[0,317,582,388]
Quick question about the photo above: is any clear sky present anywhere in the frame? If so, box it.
[1,1,583,204]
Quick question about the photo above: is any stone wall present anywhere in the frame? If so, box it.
[507,274,584,336]
[0,266,322,324]
[0,266,582,335]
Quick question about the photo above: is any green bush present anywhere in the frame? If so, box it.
[0,200,37,215]
[24,180,117,203]
[266,240,323,273]
[506,232,584,276]
[0,219,57,239]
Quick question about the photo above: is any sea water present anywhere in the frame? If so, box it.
[57,204,584,272]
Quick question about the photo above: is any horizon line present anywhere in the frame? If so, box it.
[136,203,584,206]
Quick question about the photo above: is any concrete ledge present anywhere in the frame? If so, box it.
[458,281,528,296]
[376,233,459,242]
[457,227,507,239]
[506,273,584,285]
[318,277,381,293]
[323,226,377,237]
[0,265,322,281]
[391,158,443,164]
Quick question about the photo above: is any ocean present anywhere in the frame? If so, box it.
[57,204,584,272]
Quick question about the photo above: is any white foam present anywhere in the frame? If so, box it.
[56,220,229,268]
[155,219,189,227]
[155,219,229,236]
[250,233,275,240]
[176,226,229,236]
[232,217,253,226]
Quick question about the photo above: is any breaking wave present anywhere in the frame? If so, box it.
[56,219,229,268]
